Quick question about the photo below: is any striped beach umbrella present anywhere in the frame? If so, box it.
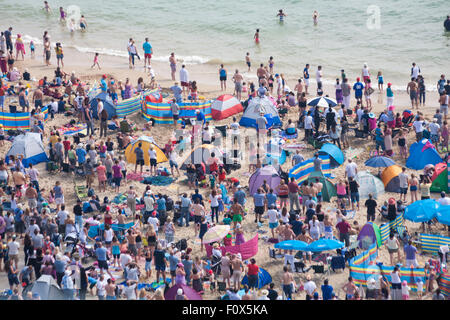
[307,96,337,108]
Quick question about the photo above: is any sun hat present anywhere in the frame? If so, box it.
[261,289,269,296]
[388,198,396,205]
[177,263,184,268]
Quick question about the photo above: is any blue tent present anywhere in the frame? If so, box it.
[239,96,281,128]
[90,92,117,120]
[319,143,345,168]
[406,139,442,170]
[241,267,272,289]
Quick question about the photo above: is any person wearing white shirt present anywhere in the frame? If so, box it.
[179,65,189,96]
[120,252,132,271]
[438,191,450,206]
[428,119,440,143]
[97,100,103,118]
[7,237,20,269]
[96,275,107,300]
[412,117,424,140]
[398,167,409,202]
[345,159,358,180]
[267,205,280,238]
[411,63,420,80]
[50,99,58,118]
[230,117,241,147]
[147,214,159,233]
[356,107,364,122]
[122,280,138,300]
[304,111,313,140]
[304,275,317,300]
[148,147,157,176]
[316,66,323,91]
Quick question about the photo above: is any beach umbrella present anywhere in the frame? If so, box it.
[202,225,231,244]
[404,199,439,223]
[436,205,450,226]
[274,240,309,251]
[164,284,202,300]
[306,239,345,252]
[364,156,396,168]
[307,96,337,108]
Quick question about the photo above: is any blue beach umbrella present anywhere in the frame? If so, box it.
[274,240,309,251]
[404,199,439,223]
[365,156,396,168]
[306,239,345,252]
[307,96,337,108]
[436,205,450,226]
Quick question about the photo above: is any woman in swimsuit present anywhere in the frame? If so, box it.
[408,174,419,203]
[254,29,260,44]
[15,34,25,61]
[169,52,176,81]
[268,56,274,74]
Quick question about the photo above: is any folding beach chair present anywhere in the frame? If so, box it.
[74,180,88,201]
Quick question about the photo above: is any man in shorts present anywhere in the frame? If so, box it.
[142,37,153,69]
[232,69,243,101]
[170,99,179,125]
[398,167,409,202]
[95,242,113,277]
[230,199,244,229]
[439,91,449,120]
[148,145,158,176]
[153,244,167,283]
[134,142,145,174]
[179,65,189,97]
[303,64,310,95]
[407,78,418,109]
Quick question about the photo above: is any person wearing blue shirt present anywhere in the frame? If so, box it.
[168,251,179,283]
[156,195,166,216]
[143,37,153,69]
[14,205,25,236]
[290,215,303,237]
[100,75,107,93]
[191,189,203,204]
[374,123,385,152]
[76,145,87,166]
[170,83,183,103]
[195,109,206,125]
[353,78,365,105]
[266,189,277,208]
[303,63,310,94]
[321,279,334,300]
[253,189,266,223]
[234,186,246,207]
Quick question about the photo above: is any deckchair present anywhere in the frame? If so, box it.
[74,180,88,201]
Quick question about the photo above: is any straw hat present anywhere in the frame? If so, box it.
[261,289,269,296]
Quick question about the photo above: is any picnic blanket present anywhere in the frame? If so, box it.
[57,123,87,136]
[204,235,258,261]
[141,175,174,186]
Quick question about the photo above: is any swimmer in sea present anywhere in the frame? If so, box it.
[59,7,66,21]
[80,15,88,31]
[43,1,51,13]
[254,29,260,44]
[313,11,319,26]
[277,9,287,23]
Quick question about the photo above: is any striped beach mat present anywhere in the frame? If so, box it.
[419,233,450,253]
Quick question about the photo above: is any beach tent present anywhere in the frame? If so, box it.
[241,267,272,290]
[357,222,382,249]
[125,136,167,166]
[179,144,224,172]
[406,139,442,170]
[164,283,202,300]
[248,165,281,195]
[6,132,48,167]
[144,89,163,103]
[306,170,336,202]
[381,165,402,193]
[264,140,287,166]
[22,275,64,300]
[90,92,116,120]
[239,96,281,128]
[319,143,345,168]
[430,162,449,193]
[355,171,385,199]
[211,94,243,120]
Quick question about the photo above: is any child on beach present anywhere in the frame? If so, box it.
[313,11,319,25]
[190,81,198,102]
[29,41,35,58]
[91,53,101,70]
[59,7,66,21]
[242,81,248,98]
[268,56,274,74]
[245,52,251,72]
[401,281,410,300]
[377,71,383,92]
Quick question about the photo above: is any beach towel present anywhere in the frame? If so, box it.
[141,175,174,186]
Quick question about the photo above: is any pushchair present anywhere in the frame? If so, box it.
[402,110,414,128]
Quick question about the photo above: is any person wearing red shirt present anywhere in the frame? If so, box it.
[288,177,300,212]
[207,153,220,173]
[62,136,71,163]
[336,217,352,246]
[247,258,259,289]
[218,167,226,182]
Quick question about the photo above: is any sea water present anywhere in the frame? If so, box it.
[1,0,449,90]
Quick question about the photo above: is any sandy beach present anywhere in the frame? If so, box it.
[0,41,447,301]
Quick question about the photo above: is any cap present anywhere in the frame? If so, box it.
[368,113,375,118]
[313,292,319,298]
[106,206,110,211]
[402,280,407,285]
[146,191,152,195]
[275,73,279,77]
[388,197,396,205]
[102,74,107,78]
[356,77,360,81]
[177,263,184,268]
[237,185,242,189]
[195,109,200,113]
[152,211,156,216]
[387,82,392,86]
[177,288,183,295]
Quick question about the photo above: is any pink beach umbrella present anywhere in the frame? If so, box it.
[202,225,230,244]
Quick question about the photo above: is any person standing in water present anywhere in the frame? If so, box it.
[245,52,251,72]
[313,11,319,25]
[277,9,287,23]
[80,15,88,31]
[169,53,176,81]
[43,1,51,13]
[444,15,450,32]
[143,38,153,69]
[254,29,260,44]
[219,64,227,91]
[59,7,66,22]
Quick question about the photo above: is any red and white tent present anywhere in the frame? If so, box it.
[211,94,243,120]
